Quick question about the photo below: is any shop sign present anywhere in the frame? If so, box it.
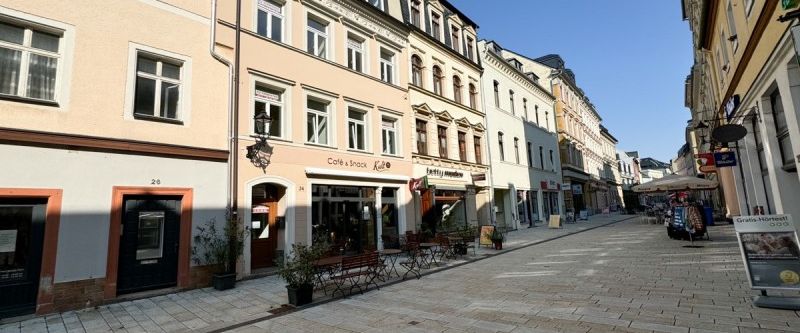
[572,184,583,195]
[714,151,737,167]
[408,176,429,192]
[540,181,549,190]
[327,157,392,172]
[562,183,571,191]
[471,173,486,182]
[733,215,800,290]
[426,167,464,179]
[549,180,558,190]
[784,0,800,10]
[724,94,740,122]
[696,153,717,173]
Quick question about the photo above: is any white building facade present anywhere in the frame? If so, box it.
[478,40,562,229]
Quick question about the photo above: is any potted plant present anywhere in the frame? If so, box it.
[275,240,327,306]
[191,214,246,290]
[490,228,504,250]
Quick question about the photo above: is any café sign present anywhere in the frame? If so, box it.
[327,157,392,172]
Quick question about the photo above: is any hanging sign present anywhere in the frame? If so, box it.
[696,153,717,173]
[734,215,800,290]
[784,0,800,10]
[572,184,583,195]
[714,151,737,167]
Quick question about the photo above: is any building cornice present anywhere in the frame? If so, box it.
[482,47,555,101]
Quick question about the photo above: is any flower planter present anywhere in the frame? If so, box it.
[493,240,503,250]
[212,272,237,291]
[286,284,313,306]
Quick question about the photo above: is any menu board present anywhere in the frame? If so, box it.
[548,215,561,229]
[479,225,494,246]
[734,215,800,289]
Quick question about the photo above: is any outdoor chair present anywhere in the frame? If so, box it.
[399,241,422,279]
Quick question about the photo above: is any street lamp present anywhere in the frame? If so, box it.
[246,113,273,169]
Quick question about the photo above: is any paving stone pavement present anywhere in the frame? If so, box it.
[227,218,800,333]
[0,214,629,333]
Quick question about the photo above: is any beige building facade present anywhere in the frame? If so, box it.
[215,0,414,273]
[0,0,229,316]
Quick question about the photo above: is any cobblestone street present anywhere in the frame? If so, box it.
[230,219,800,333]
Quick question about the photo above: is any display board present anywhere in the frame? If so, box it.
[734,215,800,290]
[479,225,495,246]
[548,215,561,229]
[579,210,588,220]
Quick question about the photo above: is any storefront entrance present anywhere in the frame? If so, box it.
[433,189,467,234]
[311,185,398,253]
[0,199,46,318]
[250,184,283,269]
[117,196,181,295]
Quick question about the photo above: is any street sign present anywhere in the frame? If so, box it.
[733,215,800,291]
[714,151,737,167]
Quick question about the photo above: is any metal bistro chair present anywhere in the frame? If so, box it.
[399,241,422,279]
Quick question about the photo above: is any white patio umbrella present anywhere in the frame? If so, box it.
[632,174,718,193]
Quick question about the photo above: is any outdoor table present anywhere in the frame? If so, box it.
[419,242,439,267]
[378,248,403,278]
[312,255,342,293]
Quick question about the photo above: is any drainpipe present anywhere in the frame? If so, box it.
[478,43,496,226]
[209,0,236,215]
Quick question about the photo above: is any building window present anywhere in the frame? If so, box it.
[438,126,448,158]
[770,90,794,169]
[535,105,540,124]
[348,108,367,151]
[498,132,505,161]
[306,98,329,145]
[474,136,482,164]
[514,137,520,164]
[382,116,398,155]
[0,21,62,102]
[465,36,474,60]
[411,55,423,87]
[306,16,328,58]
[544,111,549,130]
[134,53,183,121]
[523,98,528,120]
[431,13,441,41]
[726,1,738,51]
[416,119,427,155]
[366,0,383,10]
[410,0,421,27]
[526,142,532,166]
[253,84,283,138]
[549,149,554,170]
[468,83,477,109]
[380,47,395,84]
[458,131,467,162]
[256,0,284,42]
[509,90,515,114]
[493,80,500,108]
[452,75,462,104]
[432,65,443,96]
[753,117,774,212]
[539,146,544,169]
[744,0,754,16]
[346,34,364,73]
[450,25,460,52]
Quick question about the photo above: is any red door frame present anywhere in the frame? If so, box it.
[104,186,193,299]
[0,188,63,314]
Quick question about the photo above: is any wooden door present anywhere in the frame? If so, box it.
[251,201,278,269]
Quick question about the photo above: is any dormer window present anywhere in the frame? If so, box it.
[367,0,383,10]
[465,36,474,60]
[410,0,421,27]
[450,26,460,52]
[526,72,539,84]
[431,13,441,41]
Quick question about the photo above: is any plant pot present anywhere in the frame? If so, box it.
[493,240,503,250]
[286,284,313,306]
[212,272,237,291]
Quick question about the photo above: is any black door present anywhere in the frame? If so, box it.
[0,199,46,319]
[117,196,181,295]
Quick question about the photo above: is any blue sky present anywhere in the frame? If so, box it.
[451,0,694,162]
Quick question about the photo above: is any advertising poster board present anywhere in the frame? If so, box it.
[734,215,800,290]
[673,206,686,229]
[548,215,561,229]
[579,210,588,220]
[479,225,495,246]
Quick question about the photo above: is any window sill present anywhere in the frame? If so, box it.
[304,142,336,150]
[381,153,403,159]
[0,94,59,107]
[133,113,184,125]
[782,164,797,173]
[347,148,373,155]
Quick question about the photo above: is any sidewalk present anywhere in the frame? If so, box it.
[0,213,634,333]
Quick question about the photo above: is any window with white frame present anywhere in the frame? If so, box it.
[770,89,795,169]
[366,0,383,10]
[430,12,441,41]
[379,47,395,84]
[306,16,328,58]
[382,116,398,155]
[253,83,283,138]
[134,53,183,120]
[726,1,738,51]
[348,108,367,151]
[744,0,754,16]
[450,25,460,52]
[0,21,62,102]
[306,98,329,145]
[256,0,284,42]
[410,0,421,28]
[465,36,474,60]
[411,55,423,87]
[347,34,364,73]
